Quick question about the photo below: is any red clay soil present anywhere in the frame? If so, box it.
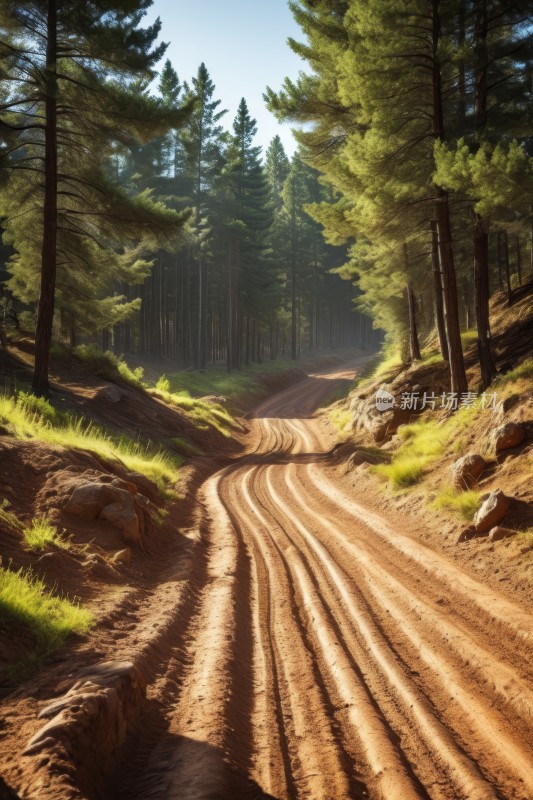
[0,358,531,800]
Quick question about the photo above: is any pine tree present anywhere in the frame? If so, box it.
[0,0,192,394]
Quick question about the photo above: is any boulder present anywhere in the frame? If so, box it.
[112,477,137,496]
[124,471,162,504]
[99,495,140,545]
[474,490,510,533]
[347,449,382,469]
[490,422,525,453]
[451,454,486,490]
[495,394,520,421]
[96,383,123,403]
[64,482,127,519]
[488,526,516,542]
[112,548,132,565]
[456,525,477,544]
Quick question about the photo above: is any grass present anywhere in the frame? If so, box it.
[430,487,481,520]
[373,405,479,490]
[0,391,180,490]
[327,405,353,438]
[461,329,478,346]
[0,565,93,673]
[163,357,300,400]
[152,386,237,437]
[497,357,533,386]
[52,343,144,387]
[374,456,427,489]
[22,517,68,552]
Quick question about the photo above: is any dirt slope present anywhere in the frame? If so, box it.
[1,359,532,800]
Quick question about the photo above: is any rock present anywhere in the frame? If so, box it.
[488,526,516,542]
[112,477,137,496]
[451,454,486,490]
[124,471,162,504]
[64,482,127,519]
[99,495,140,545]
[112,548,132,565]
[347,449,382,469]
[474,490,510,533]
[495,394,520,421]
[456,525,477,544]
[96,383,123,403]
[490,422,526,453]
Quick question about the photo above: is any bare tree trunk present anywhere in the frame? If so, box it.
[431,0,467,394]
[33,0,58,396]
[503,229,512,303]
[407,283,421,362]
[515,234,522,286]
[474,216,497,388]
[431,220,449,361]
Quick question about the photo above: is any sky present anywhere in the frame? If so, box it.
[146,0,306,158]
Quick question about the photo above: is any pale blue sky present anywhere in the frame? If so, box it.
[146,0,305,158]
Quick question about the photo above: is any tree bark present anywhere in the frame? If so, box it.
[33,0,58,396]
[503,229,512,303]
[431,220,449,361]
[431,0,468,394]
[474,215,497,388]
[407,283,421,362]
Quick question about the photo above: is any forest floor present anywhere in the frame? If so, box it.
[0,341,532,799]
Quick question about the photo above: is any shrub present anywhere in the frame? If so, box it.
[23,517,67,551]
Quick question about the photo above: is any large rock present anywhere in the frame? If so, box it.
[451,454,486,490]
[488,526,516,542]
[64,482,127,519]
[99,496,140,545]
[96,383,124,403]
[490,423,525,453]
[124,471,162,504]
[474,490,510,533]
[350,384,413,444]
[65,481,148,545]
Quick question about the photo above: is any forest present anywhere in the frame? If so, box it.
[0,0,373,398]
[1,0,530,399]
[0,3,532,800]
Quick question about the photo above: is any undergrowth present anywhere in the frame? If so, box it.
[52,343,144,387]
[0,391,179,490]
[152,382,237,437]
[373,406,479,490]
[430,487,481,520]
[0,565,93,674]
[23,517,68,551]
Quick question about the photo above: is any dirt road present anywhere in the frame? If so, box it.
[106,360,533,800]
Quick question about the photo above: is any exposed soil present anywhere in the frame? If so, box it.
[1,358,531,800]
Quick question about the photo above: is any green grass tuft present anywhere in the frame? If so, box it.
[374,456,427,489]
[431,487,480,520]
[0,565,93,664]
[23,517,68,551]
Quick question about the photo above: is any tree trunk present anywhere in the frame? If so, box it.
[431,0,468,394]
[33,0,58,396]
[515,234,522,286]
[474,215,497,388]
[431,220,449,361]
[404,244,421,362]
[503,229,512,303]
[407,282,421,362]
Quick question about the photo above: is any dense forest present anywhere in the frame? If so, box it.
[0,0,531,398]
[266,0,532,395]
[0,0,373,397]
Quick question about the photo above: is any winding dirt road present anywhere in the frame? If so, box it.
[113,361,533,800]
